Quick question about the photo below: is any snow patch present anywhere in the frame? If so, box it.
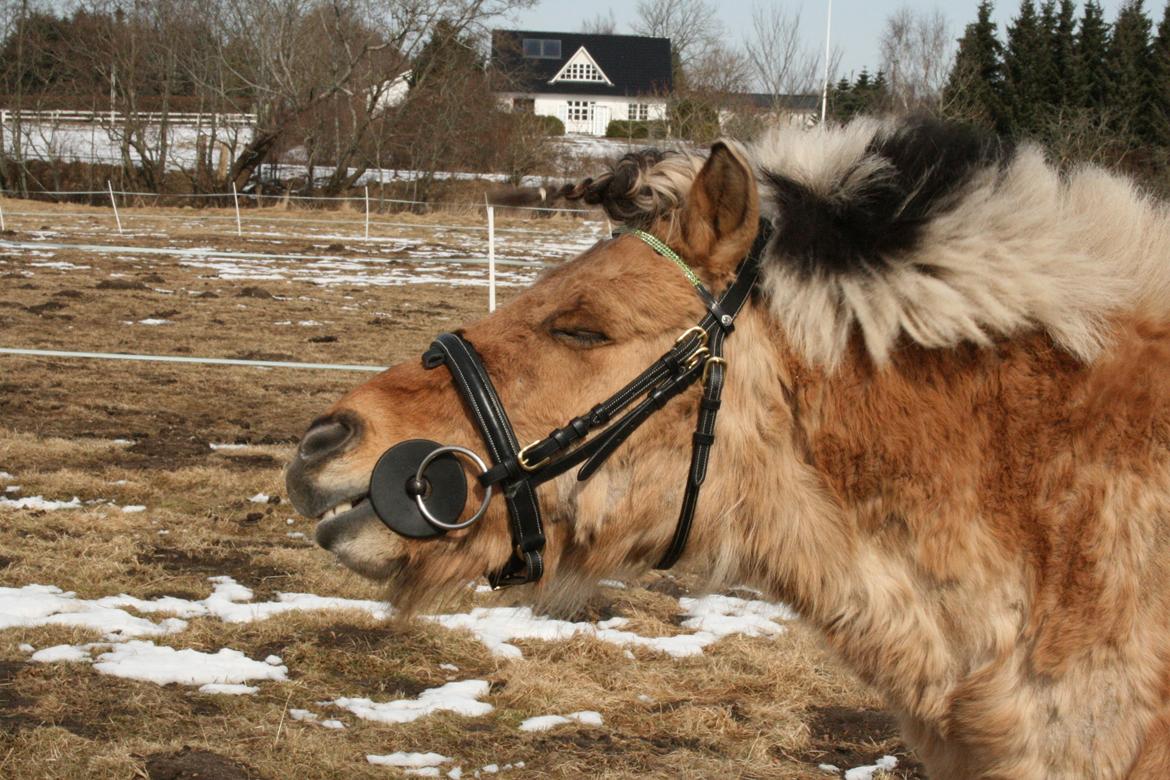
[518,710,603,732]
[198,683,259,695]
[0,495,82,511]
[333,680,493,725]
[0,583,187,639]
[31,644,91,663]
[844,756,898,780]
[93,641,287,687]
[367,752,451,768]
[426,594,792,659]
[0,576,389,644]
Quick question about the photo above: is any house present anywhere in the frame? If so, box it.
[718,93,821,130]
[491,30,673,136]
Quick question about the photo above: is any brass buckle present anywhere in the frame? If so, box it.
[702,356,727,385]
[518,441,550,472]
[675,326,709,371]
[684,346,709,371]
[674,326,708,350]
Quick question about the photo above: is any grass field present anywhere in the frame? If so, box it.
[0,201,918,779]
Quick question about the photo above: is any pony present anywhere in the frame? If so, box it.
[285,116,1170,778]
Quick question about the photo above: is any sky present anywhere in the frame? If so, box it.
[510,0,1133,82]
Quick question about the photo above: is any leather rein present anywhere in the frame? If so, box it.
[367,220,772,588]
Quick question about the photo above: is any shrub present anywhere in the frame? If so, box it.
[606,119,648,138]
[534,114,565,136]
[605,119,668,139]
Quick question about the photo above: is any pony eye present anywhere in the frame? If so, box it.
[549,327,611,348]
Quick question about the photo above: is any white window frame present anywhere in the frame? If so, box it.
[566,100,595,122]
[627,103,649,121]
[549,47,614,86]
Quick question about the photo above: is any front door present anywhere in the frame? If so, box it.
[562,101,610,135]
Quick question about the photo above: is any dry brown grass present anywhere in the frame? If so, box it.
[0,203,916,779]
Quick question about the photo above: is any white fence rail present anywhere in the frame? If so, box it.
[0,110,257,126]
[0,188,609,372]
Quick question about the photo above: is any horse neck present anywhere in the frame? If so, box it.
[692,316,973,716]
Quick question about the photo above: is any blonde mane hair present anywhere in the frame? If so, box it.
[580,117,1170,367]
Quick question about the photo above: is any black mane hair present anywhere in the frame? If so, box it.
[764,118,1015,279]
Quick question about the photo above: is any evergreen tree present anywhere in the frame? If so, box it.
[1107,0,1153,140]
[828,76,858,122]
[1151,1,1170,144]
[1003,0,1053,135]
[943,0,1006,128]
[1077,0,1112,109]
[1050,0,1080,106]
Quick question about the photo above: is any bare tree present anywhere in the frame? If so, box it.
[197,0,535,191]
[879,6,953,114]
[687,43,751,95]
[580,9,617,35]
[632,0,719,74]
[0,0,555,199]
[745,1,824,103]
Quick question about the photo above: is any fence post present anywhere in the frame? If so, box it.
[0,194,6,232]
[231,181,242,237]
[364,185,370,240]
[108,180,123,235]
[487,201,496,313]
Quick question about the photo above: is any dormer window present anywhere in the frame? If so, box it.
[549,47,614,86]
[563,61,605,82]
[523,38,561,59]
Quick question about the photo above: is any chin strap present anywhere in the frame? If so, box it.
[422,219,773,586]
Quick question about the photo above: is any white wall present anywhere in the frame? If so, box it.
[500,92,667,136]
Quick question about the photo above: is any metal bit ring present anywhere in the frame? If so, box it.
[414,445,492,530]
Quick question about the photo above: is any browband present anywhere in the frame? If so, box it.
[420,219,773,586]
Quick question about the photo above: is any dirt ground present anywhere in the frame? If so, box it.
[0,200,920,778]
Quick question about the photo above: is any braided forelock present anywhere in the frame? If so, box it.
[567,149,703,230]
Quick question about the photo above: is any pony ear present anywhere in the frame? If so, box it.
[678,141,760,277]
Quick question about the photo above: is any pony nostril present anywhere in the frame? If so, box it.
[299,416,357,462]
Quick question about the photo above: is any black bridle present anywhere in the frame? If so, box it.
[368,220,772,588]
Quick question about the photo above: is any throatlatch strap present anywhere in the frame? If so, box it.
[424,334,545,586]
[655,328,728,569]
[655,220,770,569]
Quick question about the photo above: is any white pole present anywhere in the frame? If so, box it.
[107,180,122,235]
[364,185,370,240]
[820,0,833,124]
[0,195,7,232]
[487,203,496,313]
[231,181,242,237]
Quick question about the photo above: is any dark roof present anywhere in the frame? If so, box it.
[492,30,673,97]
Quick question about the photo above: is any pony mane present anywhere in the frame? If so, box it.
[582,116,1170,367]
